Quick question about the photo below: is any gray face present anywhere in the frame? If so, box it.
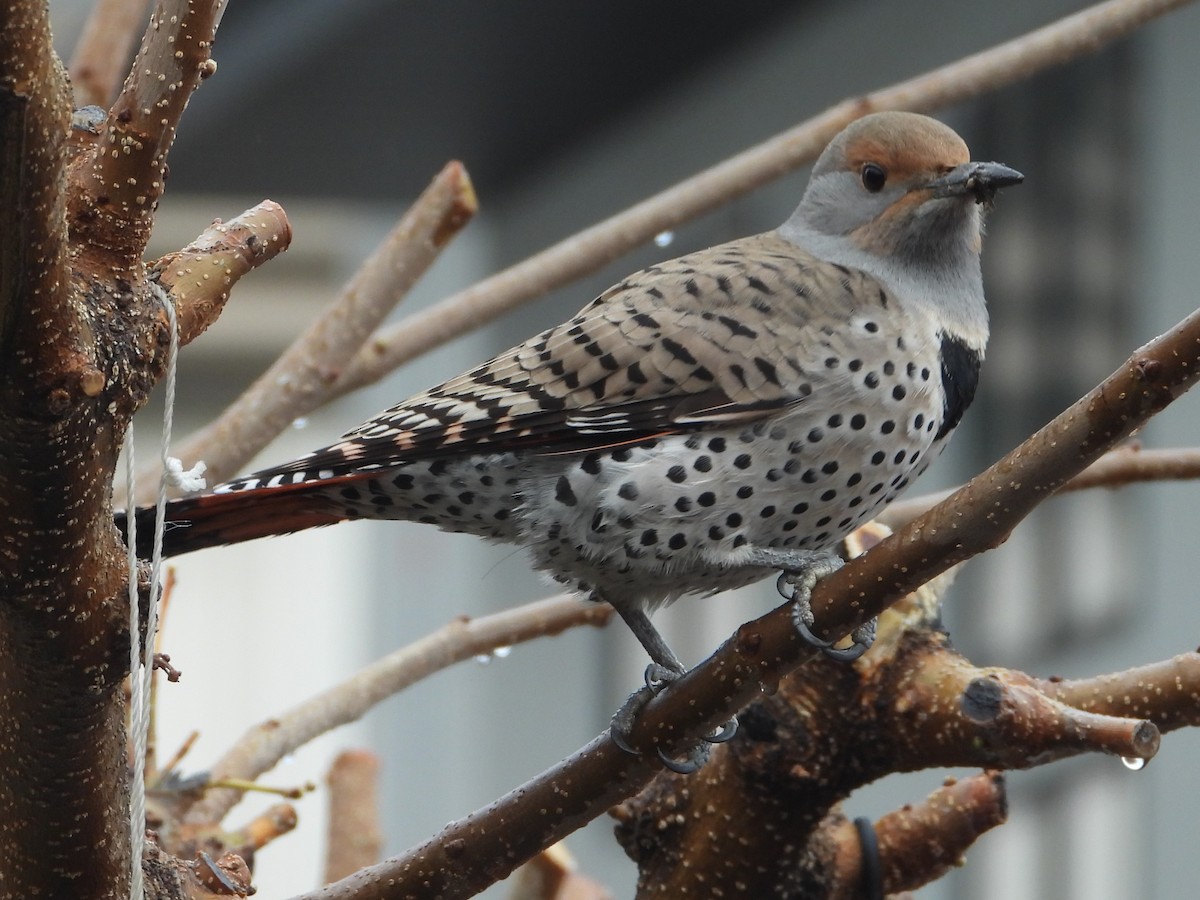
[796,169,905,237]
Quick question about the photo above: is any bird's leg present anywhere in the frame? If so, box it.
[748,548,876,662]
[608,602,737,774]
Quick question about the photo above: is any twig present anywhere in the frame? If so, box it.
[880,445,1200,526]
[324,751,383,886]
[292,300,1200,900]
[157,161,476,492]
[67,0,153,108]
[329,0,1191,400]
[183,594,608,826]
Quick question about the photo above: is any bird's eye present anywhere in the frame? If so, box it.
[861,163,887,193]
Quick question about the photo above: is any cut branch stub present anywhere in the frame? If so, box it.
[152,200,293,347]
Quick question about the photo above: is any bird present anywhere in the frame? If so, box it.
[121,111,1020,757]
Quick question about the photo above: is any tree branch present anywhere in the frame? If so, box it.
[0,0,71,379]
[67,0,220,264]
[835,773,1008,897]
[1043,652,1200,734]
[881,445,1200,526]
[327,0,1191,401]
[184,594,607,826]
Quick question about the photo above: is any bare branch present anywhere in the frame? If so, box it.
[67,0,221,263]
[881,445,1200,526]
[329,0,1190,400]
[184,594,607,826]
[1042,652,1200,734]
[159,161,476,492]
[230,803,299,855]
[324,751,383,886]
[68,0,153,108]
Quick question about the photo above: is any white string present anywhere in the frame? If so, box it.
[123,407,143,900]
[126,283,207,899]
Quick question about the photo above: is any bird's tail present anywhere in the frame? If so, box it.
[114,483,344,558]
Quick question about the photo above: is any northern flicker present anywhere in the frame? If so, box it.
[122,112,1019,741]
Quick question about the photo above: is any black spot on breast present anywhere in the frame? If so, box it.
[555,476,578,507]
[936,333,984,440]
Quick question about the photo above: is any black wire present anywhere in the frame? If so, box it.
[853,816,884,900]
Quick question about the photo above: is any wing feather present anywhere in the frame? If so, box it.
[249,233,907,482]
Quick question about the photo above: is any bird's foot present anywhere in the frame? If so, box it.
[759,549,876,661]
[609,663,738,775]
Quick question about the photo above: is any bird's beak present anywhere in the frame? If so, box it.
[923,161,1024,205]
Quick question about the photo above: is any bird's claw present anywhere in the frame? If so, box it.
[609,664,739,771]
[657,743,709,775]
[777,554,876,661]
[792,607,876,661]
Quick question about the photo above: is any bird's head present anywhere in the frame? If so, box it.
[784,111,1023,270]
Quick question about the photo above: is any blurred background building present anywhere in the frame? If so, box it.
[50,1,1200,896]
